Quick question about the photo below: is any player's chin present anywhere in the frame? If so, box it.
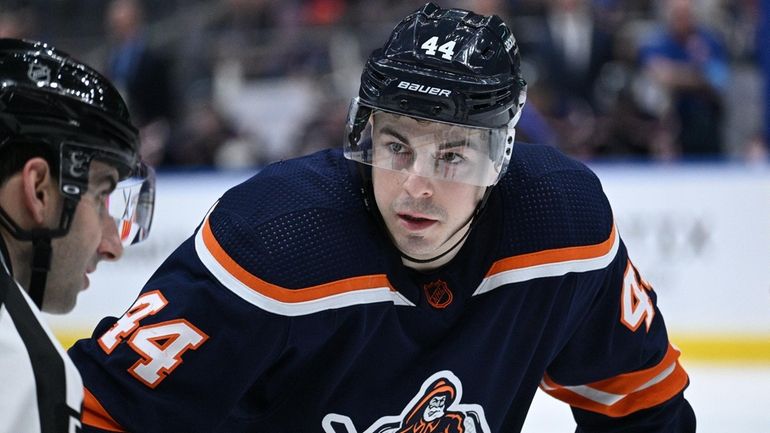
[43,296,78,314]
[60,292,81,314]
[396,235,441,257]
[49,285,83,314]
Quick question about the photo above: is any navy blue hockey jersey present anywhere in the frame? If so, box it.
[69,145,694,432]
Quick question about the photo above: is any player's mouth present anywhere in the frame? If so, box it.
[397,213,437,231]
[83,266,96,290]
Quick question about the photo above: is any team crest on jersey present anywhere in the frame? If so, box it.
[423,280,453,309]
[322,370,490,433]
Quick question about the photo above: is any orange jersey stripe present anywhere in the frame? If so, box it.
[540,344,690,417]
[486,224,616,277]
[82,387,126,432]
[201,217,394,303]
[579,344,682,395]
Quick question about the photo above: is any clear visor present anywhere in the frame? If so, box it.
[344,98,514,187]
[106,161,155,246]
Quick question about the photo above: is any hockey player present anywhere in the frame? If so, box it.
[70,4,695,432]
[0,39,154,432]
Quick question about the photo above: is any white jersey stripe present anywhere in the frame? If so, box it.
[539,361,677,408]
[194,216,415,317]
[473,226,620,296]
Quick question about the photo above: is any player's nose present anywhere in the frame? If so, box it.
[401,172,434,198]
[98,212,124,261]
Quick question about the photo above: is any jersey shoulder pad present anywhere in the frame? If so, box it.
[203,150,388,290]
[496,143,614,256]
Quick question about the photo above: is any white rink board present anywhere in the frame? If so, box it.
[593,163,770,335]
[46,163,770,338]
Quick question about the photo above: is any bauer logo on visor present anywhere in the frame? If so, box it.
[106,161,155,246]
[344,97,515,187]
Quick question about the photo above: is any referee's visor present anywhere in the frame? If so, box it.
[107,161,155,246]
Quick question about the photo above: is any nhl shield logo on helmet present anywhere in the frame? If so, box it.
[27,63,51,85]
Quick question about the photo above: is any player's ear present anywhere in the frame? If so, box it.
[20,157,58,225]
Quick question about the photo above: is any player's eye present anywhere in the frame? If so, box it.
[387,142,414,169]
[436,151,466,165]
[98,191,111,215]
[388,141,409,154]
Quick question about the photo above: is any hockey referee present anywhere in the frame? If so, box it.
[0,39,154,432]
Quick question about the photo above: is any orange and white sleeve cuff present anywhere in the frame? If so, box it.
[540,343,689,417]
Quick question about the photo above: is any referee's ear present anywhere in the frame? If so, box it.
[20,157,59,228]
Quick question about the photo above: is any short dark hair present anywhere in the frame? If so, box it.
[0,138,59,187]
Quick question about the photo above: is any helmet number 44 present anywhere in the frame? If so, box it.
[421,36,456,60]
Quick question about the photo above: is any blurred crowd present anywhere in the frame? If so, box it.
[1,0,768,168]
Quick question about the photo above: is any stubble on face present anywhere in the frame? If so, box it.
[43,198,99,313]
[373,167,482,261]
[388,195,447,250]
[43,161,119,313]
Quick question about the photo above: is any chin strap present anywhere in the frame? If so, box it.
[398,186,493,265]
[397,222,473,264]
[28,237,52,308]
[0,196,78,309]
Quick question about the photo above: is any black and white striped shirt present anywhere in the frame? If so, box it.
[0,243,83,433]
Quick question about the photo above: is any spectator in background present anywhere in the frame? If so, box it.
[105,0,176,166]
[166,102,237,166]
[213,0,290,78]
[588,16,680,159]
[292,96,349,158]
[168,102,268,168]
[539,0,614,110]
[638,0,729,157]
[530,0,615,156]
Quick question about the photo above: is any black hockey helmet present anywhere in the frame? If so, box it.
[0,38,154,307]
[345,2,527,186]
[0,38,139,189]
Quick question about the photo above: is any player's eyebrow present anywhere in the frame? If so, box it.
[380,125,481,152]
[92,170,118,193]
[379,125,411,145]
[438,139,478,151]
